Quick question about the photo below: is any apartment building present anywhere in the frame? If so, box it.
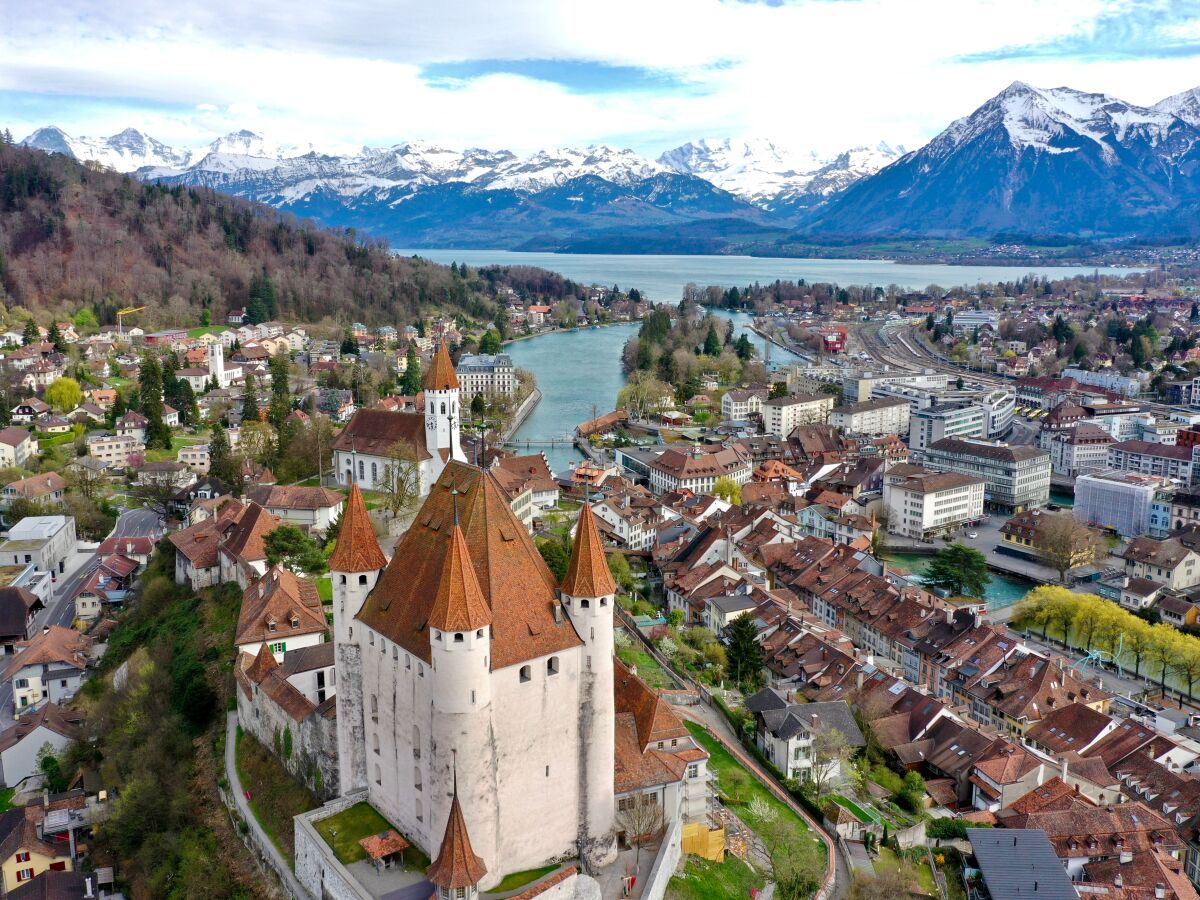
[1073,470,1167,538]
[908,402,987,454]
[1107,440,1198,485]
[762,393,834,438]
[1047,423,1114,478]
[454,353,517,397]
[923,438,1051,513]
[883,463,985,539]
[721,388,768,421]
[829,397,910,437]
[87,434,145,468]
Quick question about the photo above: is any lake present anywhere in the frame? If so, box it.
[397,248,1140,304]
[883,551,1034,611]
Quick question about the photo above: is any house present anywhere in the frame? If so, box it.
[0,589,44,655]
[0,430,38,469]
[114,411,147,443]
[178,444,210,474]
[85,434,142,468]
[8,402,48,425]
[745,690,865,782]
[1,475,66,510]
[245,485,344,534]
[135,461,195,491]
[492,454,559,512]
[647,446,752,496]
[0,517,77,577]
[0,703,82,788]
[1122,536,1200,591]
[3,627,91,713]
[883,464,985,540]
[234,565,328,661]
[72,555,138,623]
[967,829,1078,900]
[0,806,73,892]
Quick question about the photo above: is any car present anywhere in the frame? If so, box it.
[967,531,979,539]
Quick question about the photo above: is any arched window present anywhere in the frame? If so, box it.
[415,798,424,822]
[370,694,378,721]
[372,734,380,755]
[359,574,368,585]
[339,574,347,585]
[374,764,382,786]
[547,657,560,676]
[371,462,378,480]
[414,766,422,791]
[358,460,365,479]
[441,402,446,414]
[520,665,531,683]
[454,632,464,642]
[580,598,590,608]
[412,725,421,759]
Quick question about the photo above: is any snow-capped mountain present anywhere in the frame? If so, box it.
[21,126,194,171]
[656,138,903,208]
[807,81,1200,238]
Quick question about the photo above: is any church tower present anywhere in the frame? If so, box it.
[329,484,387,796]
[560,504,618,869]
[427,772,488,900]
[208,341,226,388]
[424,342,466,475]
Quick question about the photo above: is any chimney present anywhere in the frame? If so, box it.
[84,877,95,899]
[553,604,562,625]
[1155,885,1166,900]
[1115,875,1123,889]
[42,625,49,635]
[42,788,48,809]
[856,670,865,691]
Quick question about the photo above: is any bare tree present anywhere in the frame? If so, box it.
[379,441,421,519]
[617,792,664,871]
[806,725,851,801]
[131,470,184,519]
[1036,512,1101,583]
[66,464,106,502]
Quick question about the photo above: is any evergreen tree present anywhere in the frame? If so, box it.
[734,333,754,361]
[703,321,721,357]
[340,330,359,356]
[479,329,502,354]
[138,353,171,450]
[242,373,260,422]
[46,321,66,353]
[726,616,764,687]
[267,351,291,433]
[177,381,199,425]
[401,344,422,395]
[21,320,39,345]
[200,308,211,327]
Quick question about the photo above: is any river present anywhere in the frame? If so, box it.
[398,248,1139,303]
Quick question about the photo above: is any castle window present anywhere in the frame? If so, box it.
[547,657,559,676]
[600,597,608,607]
[359,574,368,585]
[546,765,550,778]
[393,646,398,660]
[370,694,378,722]
[414,766,422,791]
[476,629,484,638]
[373,734,380,755]
[339,575,346,585]
[374,764,381,786]
[471,690,476,705]
[415,799,424,822]
[520,665,531,683]
[580,598,590,608]
[405,655,411,670]
[434,631,442,642]
[454,633,464,642]
[441,402,446,414]
[413,726,421,759]
[418,664,424,677]
[369,633,374,645]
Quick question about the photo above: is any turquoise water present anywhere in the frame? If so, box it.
[1049,487,1074,508]
[505,310,799,472]
[397,248,1140,304]
[884,551,1033,610]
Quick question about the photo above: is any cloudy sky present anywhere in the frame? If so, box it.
[4,0,1200,157]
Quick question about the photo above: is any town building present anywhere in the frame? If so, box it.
[883,464,985,540]
[1073,470,1169,538]
[646,446,752,495]
[1,474,66,510]
[2,626,91,713]
[721,388,769,421]
[762,394,835,438]
[86,434,143,469]
[0,703,81,790]
[829,397,910,436]
[454,353,517,397]
[245,485,344,533]
[908,402,987,454]
[0,430,37,469]
[1107,440,1199,486]
[923,438,1051,512]
[1047,423,1114,478]
[744,690,865,782]
[0,517,77,577]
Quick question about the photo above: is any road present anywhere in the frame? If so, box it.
[0,507,163,725]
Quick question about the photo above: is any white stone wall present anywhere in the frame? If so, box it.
[295,794,375,900]
[0,725,71,788]
[237,678,339,800]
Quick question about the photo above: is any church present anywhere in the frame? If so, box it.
[331,342,465,493]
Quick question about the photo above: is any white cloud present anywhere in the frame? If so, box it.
[3,0,1200,157]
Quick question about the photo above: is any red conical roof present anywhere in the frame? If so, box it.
[424,341,460,391]
[426,780,487,889]
[561,504,616,598]
[328,485,387,573]
[427,525,492,633]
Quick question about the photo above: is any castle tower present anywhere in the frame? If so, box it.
[428,523,493,716]
[427,771,488,900]
[208,341,226,388]
[560,504,618,869]
[329,484,387,796]
[424,342,466,475]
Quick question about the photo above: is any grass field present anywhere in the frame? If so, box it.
[492,865,558,892]
[316,576,332,603]
[235,729,317,864]
[616,640,675,690]
[830,794,881,824]
[666,856,763,900]
[314,801,429,868]
[188,326,228,337]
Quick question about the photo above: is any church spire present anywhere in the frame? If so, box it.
[561,504,616,597]
[428,524,492,633]
[424,340,460,391]
[328,484,386,573]
[427,769,488,891]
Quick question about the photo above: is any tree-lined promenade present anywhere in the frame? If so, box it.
[1014,586,1200,706]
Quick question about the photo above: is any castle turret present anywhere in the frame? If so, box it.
[560,504,618,869]
[427,772,488,900]
[329,484,386,795]
[424,342,465,469]
[428,524,493,715]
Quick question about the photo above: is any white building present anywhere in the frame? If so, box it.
[0,516,77,576]
[455,353,517,397]
[319,474,717,894]
[1107,440,1199,486]
[1073,470,1167,538]
[746,691,866,783]
[883,463,985,540]
[762,393,835,438]
[924,438,1051,513]
[908,403,987,454]
[0,702,80,788]
[646,446,752,496]
[721,388,768,421]
[245,485,345,534]
[829,397,910,437]
[1062,367,1143,397]
[87,434,144,468]
[0,429,37,469]
[1048,424,1114,479]
[981,389,1016,439]
[3,626,91,714]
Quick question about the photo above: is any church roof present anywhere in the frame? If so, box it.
[358,462,583,670]
[426,780,487,889]
[561,505,616,598]
[328,485,386,573]
[331,409,431,460]
[424,341,460,392]
[427,525,493,632]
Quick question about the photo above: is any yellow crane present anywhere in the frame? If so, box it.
[116,306,146,340]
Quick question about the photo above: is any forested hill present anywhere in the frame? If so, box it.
[0,138,491,329]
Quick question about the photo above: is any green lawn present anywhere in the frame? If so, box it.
[666,855,764,900]
[314,801,430,868]
[491,865,558,892]
[616,641,675,690]
[686,722,823,860]
[235,729,318,865]
[830,794,882,824]
[316,576,332,603]
[188,326,227,337]
[144,432,208,463]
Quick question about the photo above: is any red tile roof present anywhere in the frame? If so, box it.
[331,408,431,460]
[427,526,493,633]
[328,485,386,573]
[424,341,460,391]
[426,780,486,889]
[561,506,616,598]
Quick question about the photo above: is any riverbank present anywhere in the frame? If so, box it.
[499,387,542,442]
[501,319,633,348]
[746,323,815,364]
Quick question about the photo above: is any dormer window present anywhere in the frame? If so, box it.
[454,633,464,642]
[267,620,277,632]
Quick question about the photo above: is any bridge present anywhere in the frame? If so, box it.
[500,436,578,448]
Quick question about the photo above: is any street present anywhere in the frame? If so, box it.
[0,507,162,727]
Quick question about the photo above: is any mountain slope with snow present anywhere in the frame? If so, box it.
[807,81,1200,238]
